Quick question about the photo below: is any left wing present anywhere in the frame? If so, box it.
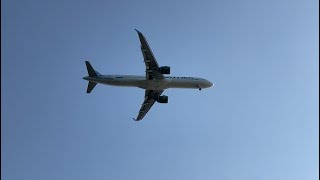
[135,29,164,80]
[133,90,164,121]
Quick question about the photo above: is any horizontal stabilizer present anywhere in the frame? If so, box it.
[87,82,97,93]
[85,61,99,77]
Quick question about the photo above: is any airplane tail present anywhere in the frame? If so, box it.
[85,61,100,77]
[85,61,100,93]
[86,81,97,93]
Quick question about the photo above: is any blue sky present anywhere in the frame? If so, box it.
[2,0,319,180]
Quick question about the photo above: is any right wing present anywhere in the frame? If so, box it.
[133,90,164,121]
[135,29,164,80]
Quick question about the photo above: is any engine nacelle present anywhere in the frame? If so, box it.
[156,95,168,103]
[160,66,170,74]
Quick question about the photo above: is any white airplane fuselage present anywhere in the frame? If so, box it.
[83,75,213,90]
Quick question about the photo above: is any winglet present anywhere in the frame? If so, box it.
[132,118,140,121]
[135,29,143,35]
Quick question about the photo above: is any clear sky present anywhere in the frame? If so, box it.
[2,0,319,179]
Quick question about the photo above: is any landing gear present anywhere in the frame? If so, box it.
[199,88,202,91]
[197,85,202,91]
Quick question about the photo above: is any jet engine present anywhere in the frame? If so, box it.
[156,95,168,103]
[159,66,170,74]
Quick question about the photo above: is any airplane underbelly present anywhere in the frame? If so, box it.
[167,80,197,89]
[101,79,140,87]
[138,79,170,90]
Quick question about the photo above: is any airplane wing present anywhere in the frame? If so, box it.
[133,90,164,121]
[135,29,164,80]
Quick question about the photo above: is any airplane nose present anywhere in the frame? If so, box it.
[207,80,214,88]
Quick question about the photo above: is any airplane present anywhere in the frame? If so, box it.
[83,29,214,121]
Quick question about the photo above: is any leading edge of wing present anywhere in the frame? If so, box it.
[133,90,164,121]
[135,29,164,80]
